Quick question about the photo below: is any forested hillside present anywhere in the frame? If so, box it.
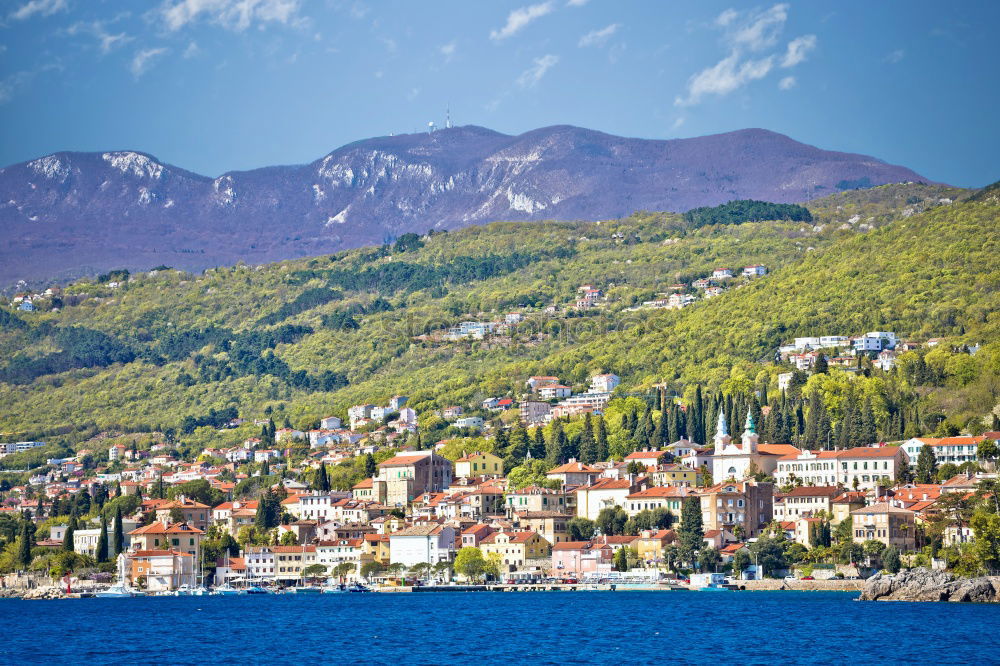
[0,182,995,463]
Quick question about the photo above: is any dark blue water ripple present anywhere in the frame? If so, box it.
[2,590,998,666]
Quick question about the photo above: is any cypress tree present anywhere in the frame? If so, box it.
[860,398,878,445]
[113,506,124,557]
[546,420,565,465]
[364,453,377,478]
[915,444,938,484]
[814,353,828,374]
[653,410,667,447]
[578,413,597,463]
[17,522,32,569]
[667,406,679,444]
[690,385,704,444]
[634,409,653,451]
[594,415,608,462]
[678,496,704,566]
[96,515,109,562]
[35,495,43,519]
[62,521,75,552]
[530,427,545,459]
[804,391,822,450]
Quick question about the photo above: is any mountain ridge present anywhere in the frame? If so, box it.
[0,125,932,286]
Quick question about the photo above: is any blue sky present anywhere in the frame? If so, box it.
[0,0,997,186]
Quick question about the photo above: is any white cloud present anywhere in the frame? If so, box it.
[730,3,788,51]
[9,0,66,21]
[183,41,200,58]
[885,49,905,64]
[516,53,558,88]
[348,2,368,19]
[781,34,816,67]
[676,3,816,106]
[579,23,621,48]
[715,8,739,27]
[0,71,30,104]
[675,51,774,106]
[0,62,60,104]
[671,116,685,130]
[66,21,134,55]
[160,0,301,32]
[440,41,456,58]
[130,47,168,78]
[490,2,554,41]
[566,0,588,5]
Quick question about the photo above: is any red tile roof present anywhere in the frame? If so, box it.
[129,521,204,536]
[379,454,431,466]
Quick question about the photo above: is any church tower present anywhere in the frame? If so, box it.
[713,410,731,454]
[741,408,759,454]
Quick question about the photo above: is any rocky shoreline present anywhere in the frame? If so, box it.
[859,568,999,603]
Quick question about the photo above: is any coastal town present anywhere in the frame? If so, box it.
[2,355,997,597]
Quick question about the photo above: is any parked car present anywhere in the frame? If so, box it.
[801,576,815,580]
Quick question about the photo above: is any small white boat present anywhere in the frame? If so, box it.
[96,584,141,598]
[96,554,143,598]
[211,582,245,596]
[288,585,323,594]
[322,583,348,594]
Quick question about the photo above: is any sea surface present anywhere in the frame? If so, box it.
[2,590,998,665]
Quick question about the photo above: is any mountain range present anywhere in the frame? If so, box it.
[0,125,931,286]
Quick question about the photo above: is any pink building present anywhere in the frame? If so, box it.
[551,541,613,578]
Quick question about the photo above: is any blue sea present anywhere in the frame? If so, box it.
[2,591,998,665]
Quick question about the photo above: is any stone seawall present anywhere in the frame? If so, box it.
[740,579,864,592]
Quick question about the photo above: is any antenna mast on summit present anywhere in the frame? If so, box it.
[446,105,452,129]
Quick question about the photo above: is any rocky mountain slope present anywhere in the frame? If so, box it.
[0,125,931,286]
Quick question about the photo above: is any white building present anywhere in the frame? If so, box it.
[774,446,908,490]
[320,416,342,430]
[454,416,484,429]
[742,265,767,277]
[245,546,276,582]
[853,336,883,353]
[348,404,376,427]
[539,385,572,399]
[388,524,455,566]
[777,372,794,392]
[901,436,981,467]
[590,373,621,393]
[712,268,733,279]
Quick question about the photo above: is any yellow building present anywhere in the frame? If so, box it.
[650,464,698,487]
[515,511,571,545]
[479,531,551,572]
[632,529,676,565]
[454,452,504,478]
[362,533,391,564]
[273,545,319,582]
